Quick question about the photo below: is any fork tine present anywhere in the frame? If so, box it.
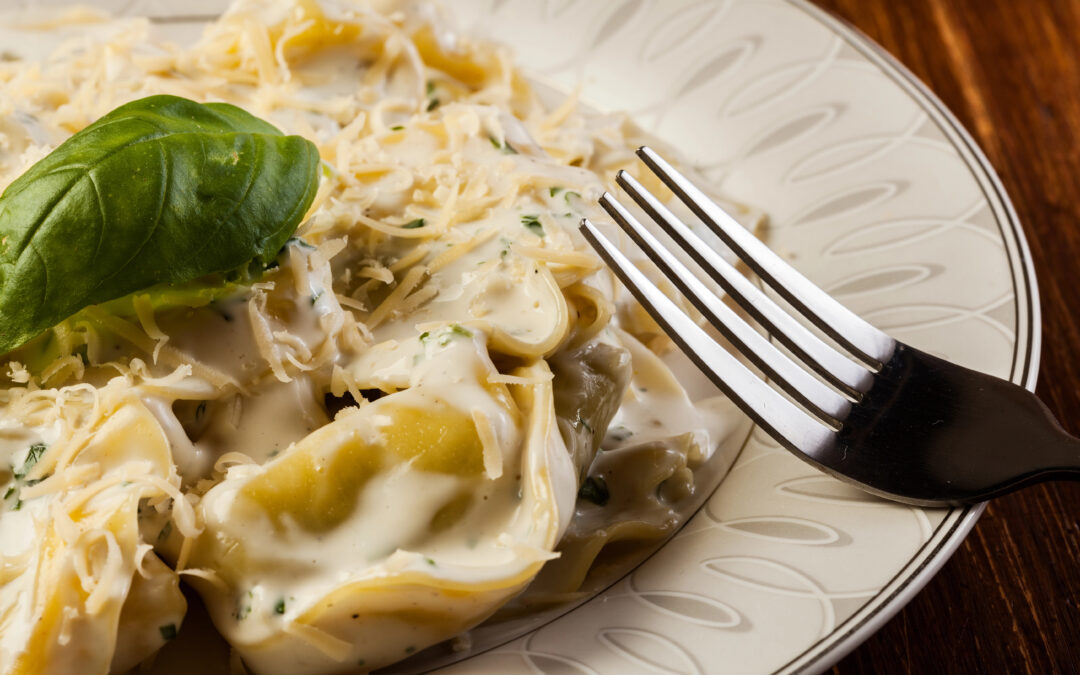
[580,218,836,454]
[636,146,896,368]
[599,193,850,424]
[615,170,873,397]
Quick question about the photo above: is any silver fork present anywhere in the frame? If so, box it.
[580,146,1080,506]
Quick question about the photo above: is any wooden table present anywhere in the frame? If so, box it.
[809,1,1080,672]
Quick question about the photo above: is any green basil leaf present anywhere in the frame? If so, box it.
[0,95,320,354]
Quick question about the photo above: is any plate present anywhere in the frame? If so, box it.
[2,1,1039,673]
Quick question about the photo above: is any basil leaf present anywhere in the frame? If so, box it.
[0,95,320,354]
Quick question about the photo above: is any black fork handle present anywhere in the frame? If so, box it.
[805,344,1080,506]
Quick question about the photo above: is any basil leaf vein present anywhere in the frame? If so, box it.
[0,95,320,354]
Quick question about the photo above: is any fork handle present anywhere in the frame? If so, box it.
[826,345,1080,505]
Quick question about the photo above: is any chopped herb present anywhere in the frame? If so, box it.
[287,236,316,250]
[564,190,581,204]
[550,186,563,197]
[574,411,593,434]
[274,598,286,614]
[426,98,441,112]
[390,125,405,131]
[425,80,436,96]
[402,218,426,229]
[121,480,132,487]
[422,324,473,347]
[268,449,280,458]
[310,288,324,305]
[488,135,518,154]
[157,521,173,543]
[424,557,436,566]
[520,214,544,237]
[606,426,634,442]
[236,591,253,620]
[577,476,610,506]
[194,401,207,422]
[11,499,21,511]
[3,487,14,500]
[159,624,177,641]
[14,443,46,479]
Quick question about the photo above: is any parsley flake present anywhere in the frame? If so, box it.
[521,214,544,237]
[15,443,46,479]
[577,476,610,506]
[488,134,518,154]
[574,411,593,434]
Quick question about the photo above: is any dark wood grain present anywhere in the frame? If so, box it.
[808,0,1080,672]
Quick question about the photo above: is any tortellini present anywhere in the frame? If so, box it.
[0,386,187,674]
[185,335,576,674]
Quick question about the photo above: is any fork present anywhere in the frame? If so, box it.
[580,146,1080,506]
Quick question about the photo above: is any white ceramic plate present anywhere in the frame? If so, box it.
[3,1,1039,673]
